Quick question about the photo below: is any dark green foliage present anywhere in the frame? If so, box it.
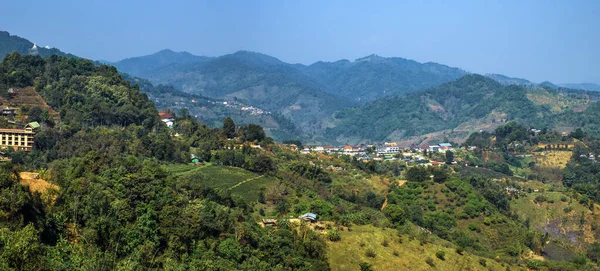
[423,212,456,239]
[570,128,585,140]
[563,143,600,202]
[436,250,445,260]
[241,124,266,142]
[426,257,435,267]
[445,150,454,165]
[365,248,376,258]
[288,161,332,183]
[383,204,406,225]
[359,262,373,271]
[327,228,341,242]
[222,117,236,138]
[587,242,600,263]
[406,166,429,182]
[534,195,548,203]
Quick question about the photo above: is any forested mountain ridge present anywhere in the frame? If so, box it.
[130,50,356,132]
[296,54,467,102]
[0,31,76,60]
[111,49,213,78]
[113,50,468,103]
[560,83,600,92]
[485,73,534,86]
[324,74,600,144]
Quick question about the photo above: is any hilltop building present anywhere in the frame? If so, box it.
[158,112,174,128]
[0,122,40,152]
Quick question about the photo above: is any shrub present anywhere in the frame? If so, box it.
[365,248,376,258]
[468,223,481,232]
[527,260,540,270]
[426,257,435,267]
[534,195,547,203]
[563,206,573,213]
[483,217,492,226]
[393,250,400,257]
[508,246,520,257]
[359,262,373,271]
[479,259,487,267]
[327,228,341,242]
[561,196,568,202]
[436,251,446,261]
[456,247,464,255]
[381,239,389,247]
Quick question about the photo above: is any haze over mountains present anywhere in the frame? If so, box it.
[111,49,469,104]
[108,48,600,144]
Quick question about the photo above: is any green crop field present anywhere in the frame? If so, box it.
[231,175,278,202]
[175,164,277,201]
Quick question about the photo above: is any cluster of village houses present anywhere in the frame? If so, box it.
[296,142,456,166]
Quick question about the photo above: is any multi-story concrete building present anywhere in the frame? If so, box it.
[0,122,39,152]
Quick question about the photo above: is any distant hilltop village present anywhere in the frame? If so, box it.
[295,142,457,167]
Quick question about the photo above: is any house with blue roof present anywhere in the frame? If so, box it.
[439,143,454,152]
[300,212,317,222]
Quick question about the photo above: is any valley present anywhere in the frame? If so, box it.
[0,28,600,271]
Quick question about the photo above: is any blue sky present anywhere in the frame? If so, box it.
[1,0,599,84]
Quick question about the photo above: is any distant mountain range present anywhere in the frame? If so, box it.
[3,29,600,144]
[485,74,533,86]
[559,83,600,92]
[113,50,468,103]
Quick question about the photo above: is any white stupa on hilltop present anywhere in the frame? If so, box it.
[29,43,39,55]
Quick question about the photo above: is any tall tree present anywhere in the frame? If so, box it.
[223,117,236,138]
[445,150,454,165]
[243,124,266,142]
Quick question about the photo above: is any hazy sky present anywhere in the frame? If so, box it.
[2,0,599,83]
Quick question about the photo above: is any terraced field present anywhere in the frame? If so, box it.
[175,164,277,201]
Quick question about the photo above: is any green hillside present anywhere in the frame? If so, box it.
[124,75,305,142]
[118,51,355,132]
[325,74,600,144]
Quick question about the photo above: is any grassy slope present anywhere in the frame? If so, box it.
[512,190,600,248]
[327,225,510,271]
